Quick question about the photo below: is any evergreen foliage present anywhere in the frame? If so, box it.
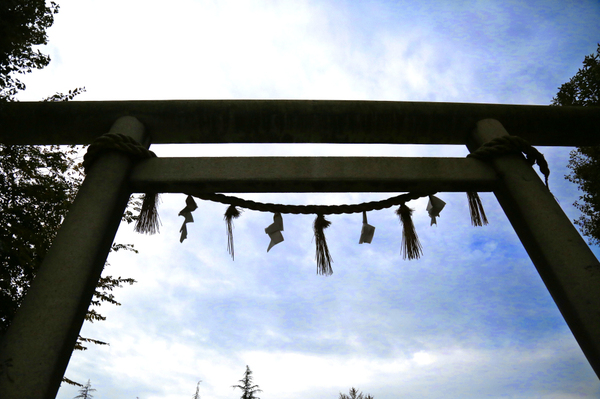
[192,379,202,399]
[552,44,600,244]
[232,365,262,399]
[73,379,96,399]
[339,387,374,399]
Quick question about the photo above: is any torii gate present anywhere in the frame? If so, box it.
[0,100,599,398]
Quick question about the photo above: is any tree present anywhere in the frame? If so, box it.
[0,0,86,102]
[0,0,138,387]
[73,379,96,399]
[192,380,202,399]
[0,0,59,99]
[339,387,374,399]
[232,366,262,399]
[0,144,81,335]
[552,44,600,244]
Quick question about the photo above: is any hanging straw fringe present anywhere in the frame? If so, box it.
[134,193,161,234]
[225,205,242,260]
[313,214,333,276]
[85,132,159,235]
[396,203,422,260]
[466,192,488,226]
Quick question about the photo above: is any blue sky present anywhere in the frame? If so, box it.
[16,0,600,398]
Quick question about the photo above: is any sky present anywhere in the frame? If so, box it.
[14,0,600,398]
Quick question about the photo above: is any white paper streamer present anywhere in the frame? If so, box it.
[359,211,375,244]
[178,195,198,242]
[265,212,284,252]
[426,195,446,225]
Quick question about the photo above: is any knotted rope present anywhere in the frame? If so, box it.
[83,132,159,234]
[83,133,156,173]
[467,135,550,187]
[464,134,550,226]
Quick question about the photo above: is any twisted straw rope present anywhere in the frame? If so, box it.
[83,133,156,173]
[467,135,550,187]
[187,191,434,215]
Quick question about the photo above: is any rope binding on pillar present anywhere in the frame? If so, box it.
[467,135,550,186]
[83,132,160,234]
[465,134,551,227]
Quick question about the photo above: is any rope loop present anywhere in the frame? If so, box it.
[467,135,550,187]
[83,133,156,173]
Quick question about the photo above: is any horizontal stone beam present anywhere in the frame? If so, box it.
[128,157,498,193]
[1,100,598,146]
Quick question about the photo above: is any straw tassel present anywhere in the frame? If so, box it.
[224,205,242,260]
[396,203,422,260]
[466,192,488,226]
[134,193,161,234]
[314,214,333,276]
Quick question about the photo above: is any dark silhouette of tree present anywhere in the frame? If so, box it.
[192,379,202,399]
[73,379,96,399]
[552,44,600,244]
[0,144,138,335]
[232,365,262,399]
[0,0,137,387]
[339,387,374,399]
[0,0,86,102]
[0,0,58,99]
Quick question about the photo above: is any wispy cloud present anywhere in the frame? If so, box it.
[15,0,600,398]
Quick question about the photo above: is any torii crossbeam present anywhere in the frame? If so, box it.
[0,101,599,398]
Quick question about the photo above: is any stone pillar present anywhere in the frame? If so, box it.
[469,118,600,378]
[0,116,148,398]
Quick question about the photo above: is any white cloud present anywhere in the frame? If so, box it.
[9,0,600,398]
[411,350,436,366]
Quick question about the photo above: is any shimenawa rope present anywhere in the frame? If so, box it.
[465,134,551,226]
[83,132,160,234]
